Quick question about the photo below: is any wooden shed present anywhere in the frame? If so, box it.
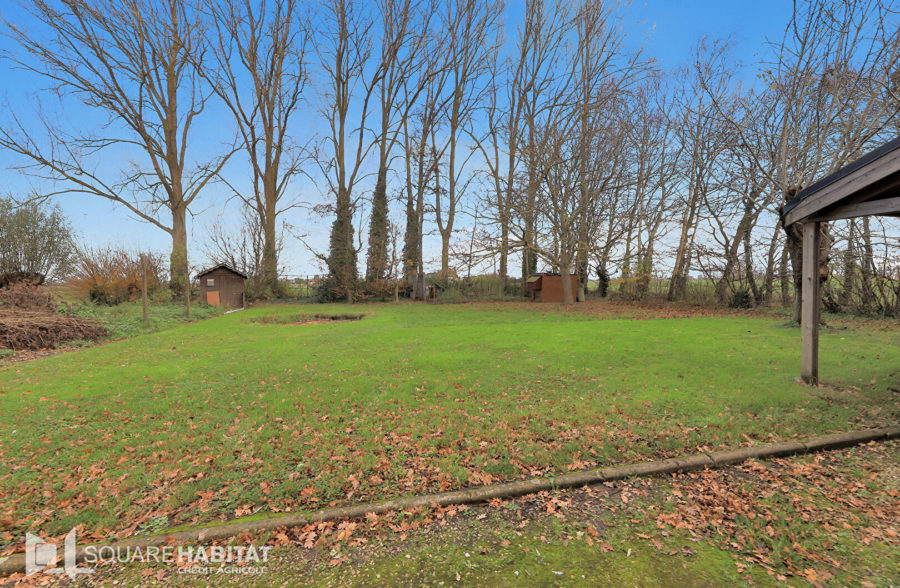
[781,137,900,384]
[526,273,579,303]
[197,264,247,308]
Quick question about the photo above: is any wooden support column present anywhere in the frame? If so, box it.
[800,221,820,384]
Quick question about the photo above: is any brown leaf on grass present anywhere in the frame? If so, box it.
[335,521,357,542]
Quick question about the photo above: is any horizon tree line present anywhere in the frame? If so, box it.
[0,0,898,311]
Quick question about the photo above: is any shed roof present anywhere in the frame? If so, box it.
[782,136,900,226]
[196,264,248,280]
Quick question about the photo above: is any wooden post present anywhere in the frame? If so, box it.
[800,221,820,384]
[141,254,149,327]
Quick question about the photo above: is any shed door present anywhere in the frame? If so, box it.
[232,289,243,308]
[207,290,220,306]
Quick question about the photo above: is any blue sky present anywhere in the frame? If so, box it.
[0,0,795,277]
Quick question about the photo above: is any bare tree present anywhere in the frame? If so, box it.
[203,203,285,296]
[364,0,435,283]
[205,0,310,296]
[698,0,900,318]
[469,0,573,296]
[510,1,640,304]
[316,0,393,302]
[0,0,231,315]
[430,0,500,278]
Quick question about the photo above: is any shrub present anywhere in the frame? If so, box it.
[731,288,752,309]
[361,279,399,301]
[0,197,75,282]
[67,246,167,305]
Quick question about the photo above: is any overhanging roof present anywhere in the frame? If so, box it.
[782,136,900,226]
[196,264,248,279]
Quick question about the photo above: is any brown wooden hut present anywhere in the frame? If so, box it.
[197,264,247,308]
[526,273,578,303]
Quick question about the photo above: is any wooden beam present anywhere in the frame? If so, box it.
[784,147,900,225]
[809,195,900,222]
[800,221,820,384]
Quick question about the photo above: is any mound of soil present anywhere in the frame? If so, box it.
[0,282,54,312]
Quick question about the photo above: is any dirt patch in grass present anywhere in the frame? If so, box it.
[246,313,366,325]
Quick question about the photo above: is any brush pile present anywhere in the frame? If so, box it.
[0,283,107,350]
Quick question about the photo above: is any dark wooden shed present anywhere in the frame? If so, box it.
[197,264,247,308]
[527,273,579,303]
[782,137,900,384]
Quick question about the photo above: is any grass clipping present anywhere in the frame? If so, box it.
[0,283,107,350]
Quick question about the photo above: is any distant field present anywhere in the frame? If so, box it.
[1,301,897,554]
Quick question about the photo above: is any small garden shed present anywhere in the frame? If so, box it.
[197,264,246,308]
[526,273,579,303]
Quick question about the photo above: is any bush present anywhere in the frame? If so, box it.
[357,278,400,301]
[67,246,168,305]
[0,197,75,282]
[731,288,752,309]
[315,275,368,303]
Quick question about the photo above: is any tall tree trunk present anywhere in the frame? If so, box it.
[498,217,508,297]
[403,189,419,299]
[785,220,803,322]
[762,223,781,305]
[559,258,574,304]
[261,192,278,295]
[668,193,698,301]
[170,203,189,299]
[715,233,741,305]
[742,218,759,305]
[860,216,875,311]
[521,171,538,295]
[779,241,790,307]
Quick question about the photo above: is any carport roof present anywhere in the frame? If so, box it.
[782,136,900,226]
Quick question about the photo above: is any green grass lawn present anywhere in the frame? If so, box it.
[1,302,897,554]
